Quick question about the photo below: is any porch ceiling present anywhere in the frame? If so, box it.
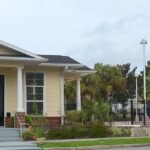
[64,69,96,80]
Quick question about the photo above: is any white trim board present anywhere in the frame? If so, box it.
[39,63,84,67]
[0,40,47,61]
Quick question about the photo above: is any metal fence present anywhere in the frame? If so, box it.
[110,99,150,126]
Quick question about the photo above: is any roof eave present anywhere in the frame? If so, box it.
[39,63,84,67]
[0,40,45,60]
[0,56,48,62]
[64,70,96,76]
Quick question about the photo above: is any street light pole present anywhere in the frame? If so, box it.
[135,74,139,122]
[140,39,148,125]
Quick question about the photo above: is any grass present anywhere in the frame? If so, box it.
[39,137,150,148]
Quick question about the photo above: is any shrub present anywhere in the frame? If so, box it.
[31,128,44,138]
[25,115,32,125]
[22,128,45,141]
[45,121,110,139]
[111,127,122,137]
[82,101,109,122]
[121,127,131,136]
[31,117,47,129]
[65,110,83,125]
[46,123,88,139]
[111,127,131,137]
[82,100,95,122]
[88,121,110,138]
[45,128,67,139]
[22,131,33,141]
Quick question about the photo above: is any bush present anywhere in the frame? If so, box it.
[46,123,88,139]
[22,131,33,141]
[22,127,45,141]
[121,127,131,136]
[25,115,32,125]
[111,127,122,137]
[82,100,95,122]
[45,121,110,139]
[31,117,47,129]
[65,111,83,125]
[31,128,44,138]
[88,121,110,138]
[111,127,131,137]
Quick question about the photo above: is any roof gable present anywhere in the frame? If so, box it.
[0,45,32,57]
[0,40,45,60]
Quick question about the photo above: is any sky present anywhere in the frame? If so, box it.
[0,0,150,72]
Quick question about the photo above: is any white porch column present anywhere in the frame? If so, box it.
[17,67,24,112]
[76,79,81,111]
[60,74,65,125]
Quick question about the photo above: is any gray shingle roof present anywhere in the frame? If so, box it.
[39,55,92,71]
[39,55,80,64]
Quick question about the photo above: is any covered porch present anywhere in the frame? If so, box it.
[59,67,95,125]
[0,64,24,127]
[0,61,46,127]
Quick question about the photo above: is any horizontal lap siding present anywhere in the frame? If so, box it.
[0,47,18,55]
[45,69,61,116]
[6,71,17,113]
[0,66,61,117]
[0,68,17,115]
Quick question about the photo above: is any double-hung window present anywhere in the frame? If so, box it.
[26,72,44,115]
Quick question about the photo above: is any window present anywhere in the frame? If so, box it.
[26,73,44,115]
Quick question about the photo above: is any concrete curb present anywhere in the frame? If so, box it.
[43,144,150,150]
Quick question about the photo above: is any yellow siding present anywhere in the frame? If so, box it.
[0,47,19,55]
[0,45,64,118]
[0,68,17,114]
[0,61,24,69]
[0,64,62,117]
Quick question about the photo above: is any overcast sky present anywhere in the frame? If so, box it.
[0,0,150,72]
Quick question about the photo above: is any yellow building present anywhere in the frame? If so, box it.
[0,40,94,127]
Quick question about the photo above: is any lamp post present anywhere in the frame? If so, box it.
[135,74,139,122]
[140,39,148,125]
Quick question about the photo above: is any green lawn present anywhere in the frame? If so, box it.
[39,137,150,148]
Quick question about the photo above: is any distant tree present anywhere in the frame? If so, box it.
[116,64,137,118]
[80,63,127,103]
[64,81,76,110]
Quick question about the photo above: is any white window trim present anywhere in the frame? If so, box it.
[0,40,47,61]
[24,71,45,116]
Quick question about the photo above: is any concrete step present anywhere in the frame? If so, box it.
[0,134,20,138]
[0,141,41,149]
[0,147,41,150]
[0,129,19,134]
[0,138,21,142]
[0,128,18,130]
[0,141,36,146]
[0,128,20,141]
[0,128,40,149]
